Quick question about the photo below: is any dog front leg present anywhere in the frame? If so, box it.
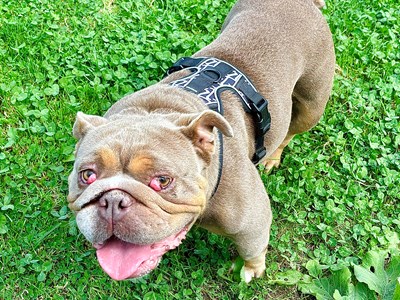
[229,186,272,282]
[232,225,271,283]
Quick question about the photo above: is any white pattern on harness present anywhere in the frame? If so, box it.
[169,57,253,113]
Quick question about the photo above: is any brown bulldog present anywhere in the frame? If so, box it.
[68,0,335,282]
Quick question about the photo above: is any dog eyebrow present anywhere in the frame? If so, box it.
[96,147,120,172]
[127,154,154,175]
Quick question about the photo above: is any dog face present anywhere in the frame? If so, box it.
[68,111,232,280]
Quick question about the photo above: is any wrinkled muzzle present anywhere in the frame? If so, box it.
[68,174,202,280]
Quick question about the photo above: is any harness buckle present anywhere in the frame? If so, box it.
[249,96,271,136]
[249,95,270,164]
[252,147,267,164]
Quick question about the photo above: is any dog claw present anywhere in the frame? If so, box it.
[261,145,286,171]
[263,159,281,171]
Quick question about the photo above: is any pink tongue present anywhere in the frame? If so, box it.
[96,237,155,280]
[96,229,187,280]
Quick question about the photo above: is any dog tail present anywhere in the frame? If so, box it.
[313,0,326,9]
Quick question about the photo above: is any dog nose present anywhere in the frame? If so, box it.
[98,190,132,221]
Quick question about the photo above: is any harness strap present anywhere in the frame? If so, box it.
[166,57,271,164]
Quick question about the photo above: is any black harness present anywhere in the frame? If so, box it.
[166,57,271,164]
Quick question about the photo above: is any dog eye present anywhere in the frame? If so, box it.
[80,169,97,184]
[158,176,172,188]
[149,176,173,191]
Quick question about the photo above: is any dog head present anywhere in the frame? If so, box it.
[68,110,232,280]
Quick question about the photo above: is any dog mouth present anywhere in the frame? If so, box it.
[94,227,188,280]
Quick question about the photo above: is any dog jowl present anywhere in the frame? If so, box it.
[68,0,335,282]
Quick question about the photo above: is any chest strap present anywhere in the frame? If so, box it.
[166,57,271,164]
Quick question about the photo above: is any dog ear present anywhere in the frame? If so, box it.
[73,112,108,139]
[180,111,234,161]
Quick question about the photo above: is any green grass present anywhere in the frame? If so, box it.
[0,0,399,299]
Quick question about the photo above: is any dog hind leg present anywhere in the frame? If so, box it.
[263,59,334,171]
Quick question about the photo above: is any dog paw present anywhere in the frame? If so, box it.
[243,264,265,283]
[229,256,266,283]
[263,158,281,171]
[242,253,267,283]
[262,146,285,171]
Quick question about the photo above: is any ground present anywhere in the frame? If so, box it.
[0,0,399,298]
